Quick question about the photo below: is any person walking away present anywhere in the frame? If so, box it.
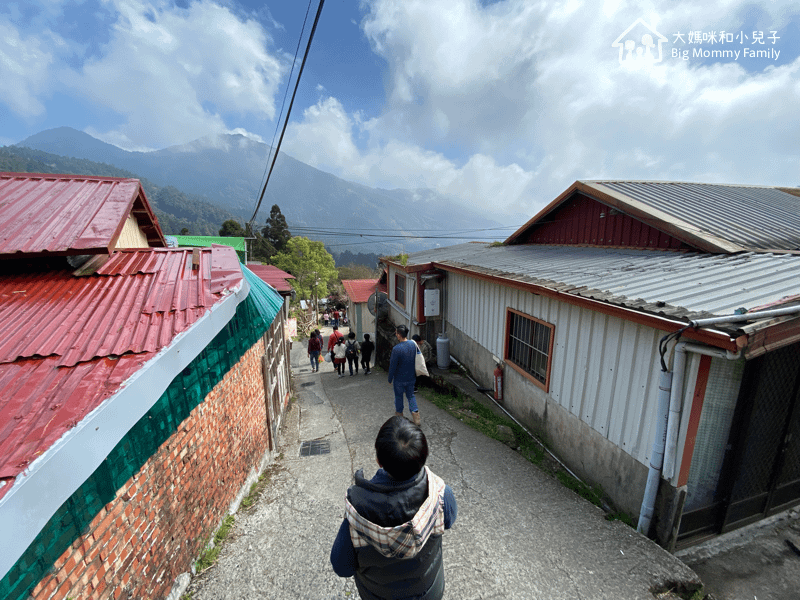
[328,325,344,365]
[360,333,375,375]
[308,329,322,372]
[411,334,434,391]
[388,325,421,425]
[333,336,347,377]
[330,416,457,600]
[333,309,340,328]
[345,332,360,376]
[323,311,330,326]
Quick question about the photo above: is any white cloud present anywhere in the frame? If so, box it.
[283,96,535,217]
[353,0,800,212]
[0,17,56,117]
[68,0,286,150]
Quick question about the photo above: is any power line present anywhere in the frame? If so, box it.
[248,0,326,227]
[254,0,314,214]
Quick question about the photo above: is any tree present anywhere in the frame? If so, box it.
[249,231,276,263]
[180,227,189,235]
[219,219,246,237]
[262,204,291,254]
[272,237,337,314]
[338,263,379,281]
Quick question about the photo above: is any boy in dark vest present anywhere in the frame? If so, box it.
[330,416,457,600]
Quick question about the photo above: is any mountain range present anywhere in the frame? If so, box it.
[8,127,510,255]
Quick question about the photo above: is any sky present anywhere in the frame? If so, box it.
[2,0,799,222]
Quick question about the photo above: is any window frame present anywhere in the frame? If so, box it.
[504,308,555,392]
[394,273,406,308]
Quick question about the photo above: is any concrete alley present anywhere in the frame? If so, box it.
[181,332,701,600]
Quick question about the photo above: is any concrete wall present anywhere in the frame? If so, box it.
[25,339,282,600]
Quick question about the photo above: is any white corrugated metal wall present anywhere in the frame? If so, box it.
[447,271,669,467]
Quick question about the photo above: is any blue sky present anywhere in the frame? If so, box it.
[2,0,799,219]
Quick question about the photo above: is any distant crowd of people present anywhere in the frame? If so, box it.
[321,308,347,327]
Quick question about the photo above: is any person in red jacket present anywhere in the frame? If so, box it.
[327,325,344,363]
[307,329,322,373]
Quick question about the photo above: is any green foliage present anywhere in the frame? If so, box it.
[272,237,337,302]
[605,511,635,527]
[489,241,504,247]
[249,231,276,264]
[195,515,235,572]
[555,472,604,508]
[219,219,246,237]
[262,204,291,254]
[333,250,380,269]
[241,473,270,509]
[338,263,379,281]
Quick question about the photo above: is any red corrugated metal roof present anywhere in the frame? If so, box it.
[0,172,166,256]
[342,279,381,303]
[246,264,295,293]
[0,246,242,497]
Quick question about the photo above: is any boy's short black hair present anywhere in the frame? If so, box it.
[411,334,421,342]
[395,324,409,338]
[375,416,428,481]
[348,331,356,339]
[363,333,370,340]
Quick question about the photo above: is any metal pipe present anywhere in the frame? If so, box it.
[689,305,800,328]
[637,370,672,535]
[662,343,735,480]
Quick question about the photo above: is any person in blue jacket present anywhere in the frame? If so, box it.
[388,324,421,425]
[330,416,457,600]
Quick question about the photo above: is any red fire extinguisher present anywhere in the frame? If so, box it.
[493,362,503,402]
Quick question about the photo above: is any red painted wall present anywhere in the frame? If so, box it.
[518,193,692,250]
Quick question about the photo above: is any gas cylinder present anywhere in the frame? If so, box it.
[436,333,451,369]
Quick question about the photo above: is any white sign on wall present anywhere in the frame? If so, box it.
[424,289,440,317]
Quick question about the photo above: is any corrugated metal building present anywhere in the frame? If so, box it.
[0,173,290,600]
[342,279,383,342]
[381,180,800,550]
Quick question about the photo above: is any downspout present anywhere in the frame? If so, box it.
[638,342,738,535]
[662,342,737,479]
[637,304,800,535]
[408,272,417,331]
[637,370,672,535]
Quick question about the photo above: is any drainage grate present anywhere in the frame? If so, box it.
[299,440,331,457]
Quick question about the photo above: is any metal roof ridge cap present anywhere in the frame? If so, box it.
[0,286,245,577]
[586,182,744,253]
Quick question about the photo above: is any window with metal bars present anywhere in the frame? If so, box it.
[505,308,554,391]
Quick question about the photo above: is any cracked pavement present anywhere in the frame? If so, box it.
[184,335,700,600]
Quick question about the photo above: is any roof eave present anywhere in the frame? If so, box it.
[431,260,740,352]
[504,180,744,254]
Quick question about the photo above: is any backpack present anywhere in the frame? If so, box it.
[345,340,358,360]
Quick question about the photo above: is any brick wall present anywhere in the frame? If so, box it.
[28,339,273,600]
